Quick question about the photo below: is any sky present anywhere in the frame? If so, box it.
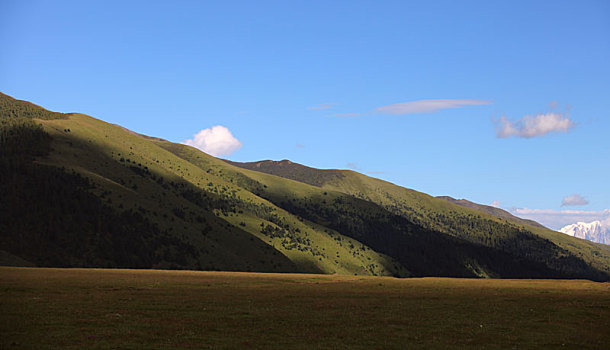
[1,0,609,230]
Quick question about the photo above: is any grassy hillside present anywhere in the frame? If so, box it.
[166,144,574,278]
[228,160,610,279]
[1,93,404,276]
[2,92,609,280]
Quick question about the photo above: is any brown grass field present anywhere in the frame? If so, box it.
[1,267,609,349]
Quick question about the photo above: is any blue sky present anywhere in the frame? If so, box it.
[1,0,609,229]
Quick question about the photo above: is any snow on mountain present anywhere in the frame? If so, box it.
[560,219,610,245]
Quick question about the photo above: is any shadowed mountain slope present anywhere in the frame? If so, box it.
[228,159,610,280]
[2,92,609,280]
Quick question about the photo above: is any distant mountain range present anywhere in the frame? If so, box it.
[561,220,610,245]
[2,92,610,280]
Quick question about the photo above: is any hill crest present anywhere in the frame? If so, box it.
[2,91,609,281]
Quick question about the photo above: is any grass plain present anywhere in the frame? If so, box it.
[1,267,609,349]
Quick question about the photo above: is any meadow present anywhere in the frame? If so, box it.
[1,267,609,349]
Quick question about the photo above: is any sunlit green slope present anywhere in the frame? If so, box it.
[228,160,610,279]
[2,92,609,280]
[0,92,404,276]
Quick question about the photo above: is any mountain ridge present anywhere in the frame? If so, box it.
[436,196,545,228]
[2,92,610,280]
[228,158,610,278]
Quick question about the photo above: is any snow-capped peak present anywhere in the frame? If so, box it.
[560,220,609,245]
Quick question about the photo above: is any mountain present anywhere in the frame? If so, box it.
[227,159,610,280]
[2,92,610,280]
[560,220,610,245]
[436,196,545,228]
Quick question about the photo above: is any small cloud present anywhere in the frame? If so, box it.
[495,112,574,138]
[549,101,558,109]
[376,99,492,115]
[182,125,242,157]
[346,162,360,170]
[328,113,362,117]
[296,143,305,148]
[308,102,338,110]
[561,194,588,207]
[490,200,501,208]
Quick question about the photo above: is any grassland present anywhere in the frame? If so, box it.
[1,267,609,349]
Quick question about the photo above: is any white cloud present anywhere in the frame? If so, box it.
[182,125,242,157]
[510,208,610,230]
[496,112,574,138]
[490,200,501,208]
[375,99,492,115]
[308,102,338,110]
[561,194,589,207]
